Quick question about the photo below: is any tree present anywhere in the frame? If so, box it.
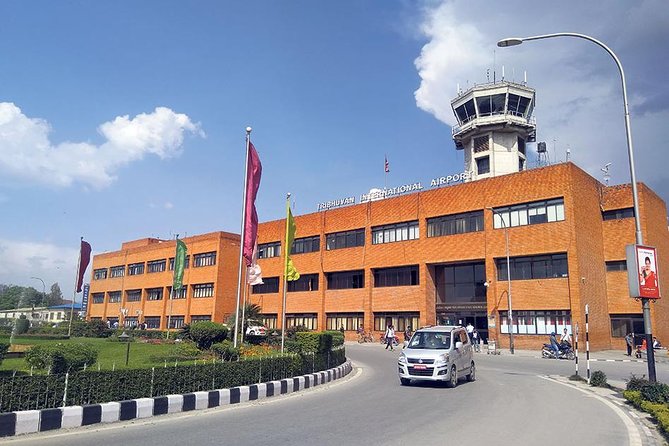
[224,303,264,337]
[0,285,41,310]
[48,283,64,306]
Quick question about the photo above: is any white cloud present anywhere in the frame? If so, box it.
[0,104,204,189]
[413,1,669,187]
[0,238,79,299]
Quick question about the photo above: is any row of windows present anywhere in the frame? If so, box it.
[93,252,215,280]
[258,312,419,333]
[371,221,419,244]
[258,199,567,256]
[496,254,568,281]
[252,266,420,293]
[92,315,213,329]
[91,283,214,304]
[499,310,571,335]
[492,198,565,229]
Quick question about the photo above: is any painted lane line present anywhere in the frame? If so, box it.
[539,376,642,446]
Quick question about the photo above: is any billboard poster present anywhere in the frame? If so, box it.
[626,245,661,299]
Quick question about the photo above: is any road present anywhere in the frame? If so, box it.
[5,344,665,446]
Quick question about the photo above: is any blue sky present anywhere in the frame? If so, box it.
[1,1,667,300]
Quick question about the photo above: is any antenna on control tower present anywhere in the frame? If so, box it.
[601,163,612,186]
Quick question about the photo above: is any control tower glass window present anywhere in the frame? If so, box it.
[476,156,490,175]
[508,94,531,117]
[476,94,505,117]
[454,99,476,124]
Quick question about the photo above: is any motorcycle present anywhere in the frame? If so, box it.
[541,341,575,360]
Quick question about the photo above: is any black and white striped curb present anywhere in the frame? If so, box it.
[0,361,352,437]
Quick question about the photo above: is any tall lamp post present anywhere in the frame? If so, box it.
[30,276,46,308]
[498,32,656,381]
[487,207,514,354]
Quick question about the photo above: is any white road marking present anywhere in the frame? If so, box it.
[539,376,642,446]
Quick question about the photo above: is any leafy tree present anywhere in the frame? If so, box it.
[224,303,264,338]
[48,283,64,306]
[0,285,42,310]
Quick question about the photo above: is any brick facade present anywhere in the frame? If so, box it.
[87,163,668,350]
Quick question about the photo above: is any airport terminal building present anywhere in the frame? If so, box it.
[86,81,668,350]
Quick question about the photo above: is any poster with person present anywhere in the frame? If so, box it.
[627,244,661,299]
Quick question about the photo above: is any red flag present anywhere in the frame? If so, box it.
[76,240,92,292]
[242,142,262,266]
[384,155,389,173]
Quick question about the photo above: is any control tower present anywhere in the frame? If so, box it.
[451,81,536,181]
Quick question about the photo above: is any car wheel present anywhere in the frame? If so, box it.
[400,377,411,386]
[446,365,457,388]
[466,361,476,381]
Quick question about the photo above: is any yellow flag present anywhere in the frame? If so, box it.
[285,201,300,281]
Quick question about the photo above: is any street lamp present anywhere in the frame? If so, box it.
[30,277,46,307]
[118,331,131,366]
[498,32,656,380]
[487,207,514,354]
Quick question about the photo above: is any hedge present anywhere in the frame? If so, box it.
[295,332,333,353]
[0,348,346,412]
[624,390,669,438]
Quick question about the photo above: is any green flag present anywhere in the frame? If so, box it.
[285,204,300,281]
[173,238,187,291]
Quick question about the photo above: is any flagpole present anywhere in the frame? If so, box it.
[67,237,83,337]
[240,282,248,344]
[234,127,252,348]
[281,193,291,354]
[166,237,178,340]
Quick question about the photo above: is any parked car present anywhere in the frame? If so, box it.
[245,324,267,336]
[397,325,475,387]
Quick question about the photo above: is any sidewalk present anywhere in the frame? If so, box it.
[487,347,669,364]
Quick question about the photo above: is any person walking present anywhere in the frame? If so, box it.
[384,324,396,351]
[625,332,634,356]
[466,322,474,343]
[472,329,480,352]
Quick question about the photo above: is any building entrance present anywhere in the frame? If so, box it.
[437,311,489,344]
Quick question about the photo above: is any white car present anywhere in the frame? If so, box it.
[245,325,267,336]
[397,325,475,387]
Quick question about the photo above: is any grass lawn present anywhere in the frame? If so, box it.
[0,337,204,372]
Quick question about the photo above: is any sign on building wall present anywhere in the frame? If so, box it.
[81,283,90,313]
[626,244,661,299]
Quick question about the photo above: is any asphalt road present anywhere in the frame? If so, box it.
[5,344,663,446]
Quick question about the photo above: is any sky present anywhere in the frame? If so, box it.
[0,1,667,301]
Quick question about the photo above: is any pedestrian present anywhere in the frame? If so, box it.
[625,332,633,356]
[466,322,474,342]
[560,328,572,346]
[339,325,345,334]
[384,324,396,351]
[472,329,480,352]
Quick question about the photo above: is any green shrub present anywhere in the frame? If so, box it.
[25,343,98,373]
[189,322,228,350]
[324,330,344,347]
[286,325,309,339]
[626,374,650,391]
[211,340,240,361]
[0,342,8,365]
[15,315,30,335]
[642,401,669,437]
[640,382,669,404]
[69,320,109,338]
[170,341,201,359]
[590,370,608,388]
[285,340,301,353]
[624,390,643,408]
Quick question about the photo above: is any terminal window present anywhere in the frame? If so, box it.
[258,242,281,259]
[476,156,490,174]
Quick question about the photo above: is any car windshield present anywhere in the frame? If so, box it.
[407,332,451,350]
